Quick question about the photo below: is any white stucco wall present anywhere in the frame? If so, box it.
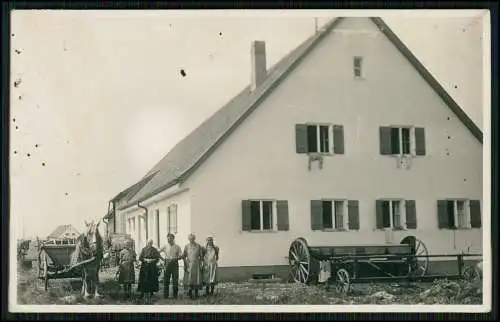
[116,188,191,278]
[184,17,483,268]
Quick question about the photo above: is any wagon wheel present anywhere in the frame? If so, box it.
[37,251,43,279]
[407,238,429,277]
[43,256,49,291]
[336,268,350,293]
[401,236,429,277]
[289,238,312,284]
[462,265,479,282]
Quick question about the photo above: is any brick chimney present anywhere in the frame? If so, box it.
[251,40,267,91]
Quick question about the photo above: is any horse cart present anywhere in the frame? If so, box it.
[37,243,92,291]
[288,236,482,292]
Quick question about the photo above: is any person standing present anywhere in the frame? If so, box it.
[203,236,220,296]
[137,239,161,303]
[117,240,137,300]
[181,233,204,299]
[159,233,183,299]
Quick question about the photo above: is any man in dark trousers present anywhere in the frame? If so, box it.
[159,233,183,299]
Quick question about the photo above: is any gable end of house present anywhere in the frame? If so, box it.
[112,16,483,211]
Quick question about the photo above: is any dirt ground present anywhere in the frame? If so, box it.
[15,264,482,305]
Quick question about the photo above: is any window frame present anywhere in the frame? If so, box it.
[447,199,471,229]
[353,56,363,78]
[305,123,335,155]
[380,199,407,230]
[247,199,278,232]
[167,204,178,234]
[320,199,349,231]
[155,209,160,247]
[390,125,416,156]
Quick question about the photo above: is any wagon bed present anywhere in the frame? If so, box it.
[37,243,94,291]
[288,237,482,292]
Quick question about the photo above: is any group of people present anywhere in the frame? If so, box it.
[116,233,219,302]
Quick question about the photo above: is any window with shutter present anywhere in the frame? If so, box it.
[243,200,280,232]
[380,126,426,157]
[313,199,348,231]
[376,199,406,229]
[296,123,344,155]
[439,199,480,229]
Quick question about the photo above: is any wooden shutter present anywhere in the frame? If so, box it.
[379,127,392,155]
[333,125,345,154]
[276,200,290,231]
[469,200,481,228]
[437,200,449,229]
[391,128,400,155]
[347,200,360,230]
[405,200,417,229]
[415,127,426,156]
[376,200,384,229]
[242,200,252,231]
[295,124,308,153]
[310,200,323,230]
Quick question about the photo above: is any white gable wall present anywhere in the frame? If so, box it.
[183,17,482,268]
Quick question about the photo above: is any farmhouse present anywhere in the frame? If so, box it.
[46,224,80,245]
[106,17,483,281]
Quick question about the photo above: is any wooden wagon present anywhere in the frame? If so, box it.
[288,236,482,292]
[37,243,91,291]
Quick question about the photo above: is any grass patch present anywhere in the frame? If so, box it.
[16,265,482,305]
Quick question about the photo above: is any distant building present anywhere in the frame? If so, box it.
[46,224,80,245]
[107,17,482,281]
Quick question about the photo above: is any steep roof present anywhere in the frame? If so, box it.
[115,17,483,211]
[47,225,79,239]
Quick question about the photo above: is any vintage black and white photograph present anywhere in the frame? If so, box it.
[9,9,491,313]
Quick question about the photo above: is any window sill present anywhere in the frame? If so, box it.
[377,228,407,231]
[389,154,417,157]
[354,76,366,81]
[243,230,278,234]
[307,152,333,157]
[321,228,349,232]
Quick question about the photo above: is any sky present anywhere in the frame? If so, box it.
[10,10,488,240]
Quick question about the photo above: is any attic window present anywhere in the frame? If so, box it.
[353,56,363,78]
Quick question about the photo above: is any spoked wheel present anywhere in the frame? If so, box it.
[289,238,312,284]
[462,265,479,282]
[43,256,49,291]
[401,236,429,277]
[336,268,351,293]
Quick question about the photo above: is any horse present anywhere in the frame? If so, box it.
[17,240,30,262]
[73,220,104,299]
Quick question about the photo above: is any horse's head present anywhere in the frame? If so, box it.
[84,220,103,257]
